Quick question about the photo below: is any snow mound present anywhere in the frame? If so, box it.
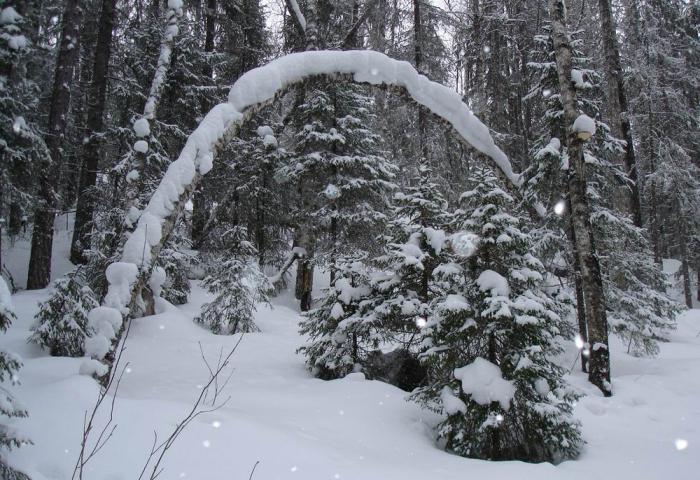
[454,358,515,410]
[572,114,596,137]
[476,270,510,296]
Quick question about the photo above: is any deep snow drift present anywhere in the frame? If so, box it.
[1,289,699,479]
[1,224,699,479]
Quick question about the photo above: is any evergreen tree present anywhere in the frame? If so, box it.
[281,78,397,308]
[298,255,376,379]
[0,2,47,240]
[1,276,30,472]
[413,167,581,463]
[197,227,270,334]
[29,270,99,357]
[368,164,452,346]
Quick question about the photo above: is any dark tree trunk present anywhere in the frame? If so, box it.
[678,218,693,309]
[550,0,612,396]
[190,0,216,246]
[70,0,117,264]
[27,0,83,289]
[596,0,643,227]
[413,0,429,163]
[567,204,588,372]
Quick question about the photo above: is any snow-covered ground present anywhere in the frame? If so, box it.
[1,225,700,479]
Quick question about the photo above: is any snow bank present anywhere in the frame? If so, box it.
[454,358,515,410]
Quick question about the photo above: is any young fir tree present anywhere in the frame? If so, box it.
[369,164,452,346]
[1,276,30,473]
[297,255,376,379]
[29,270,99,357]
[281,79,397,308]
[413,167,582,463]
[197,227,270,334]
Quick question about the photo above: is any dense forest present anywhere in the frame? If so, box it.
[0,0,698,478]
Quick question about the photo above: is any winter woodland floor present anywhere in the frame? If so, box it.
[1,219,699,479]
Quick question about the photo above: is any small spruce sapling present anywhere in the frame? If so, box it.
[197,227,270,334]
[29,270,99,357]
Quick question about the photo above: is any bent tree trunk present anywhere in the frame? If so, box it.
[549,0,612,396]
[70,0,117,264]
[27,0,83,289]
[84,50,529,381]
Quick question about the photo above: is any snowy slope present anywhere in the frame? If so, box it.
[2,281,700,479]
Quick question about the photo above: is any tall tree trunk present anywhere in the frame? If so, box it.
[191,0,216,246]
[567,202,588,372]
[413,0,429,164]
[677,216,693,309]
[70,0,117,264]
[596,0,643,227]
[27,0,83,289]
[292,0,318,311]
[549,0,612,396]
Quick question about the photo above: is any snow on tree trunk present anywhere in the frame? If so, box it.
[26,0,83,290]
[549,0,612,396]
[81,49,528,379]
[123,0,184,224]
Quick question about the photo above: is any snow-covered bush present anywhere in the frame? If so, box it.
[29,270,99,357]
[413,168,581,463]
[197,227,270,334]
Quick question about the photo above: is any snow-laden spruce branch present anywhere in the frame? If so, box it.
[82,49,533,374]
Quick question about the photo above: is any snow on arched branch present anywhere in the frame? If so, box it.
[86,50,524,365]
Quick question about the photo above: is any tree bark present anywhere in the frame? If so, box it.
[27,0,83,289]
[70,0,117,264]
[191,0,216,246]
[567,201,588,372]
[549,0,612,396]
[596,0,643,227]
[413,0,429,163]
[678,217,693,309]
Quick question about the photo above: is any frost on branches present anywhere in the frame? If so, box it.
[0,277,31,465]
[413,168,581,463]
[197,227,270,334]
[29,270,99,357]
[298,257,375,379]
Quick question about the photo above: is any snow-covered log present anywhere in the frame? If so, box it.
[83,49,530,378]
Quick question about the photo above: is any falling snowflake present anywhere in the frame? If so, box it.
[202,440,211,448]
[554,200,566,216]
[675,438,688,451]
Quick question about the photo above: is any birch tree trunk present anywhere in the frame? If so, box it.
[596,0,643,227]
[292,0,319,311]
[27,0,83,289]
[549,0,612,396]
[70,0,117,264]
